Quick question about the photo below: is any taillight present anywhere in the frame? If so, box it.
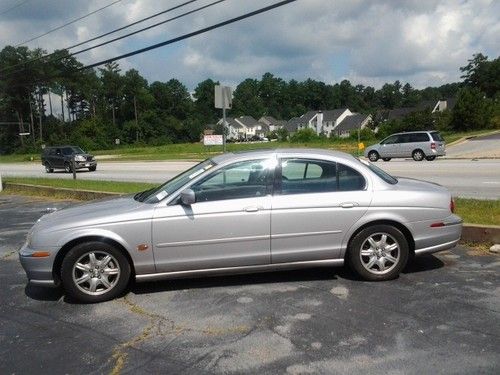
[431,142,436,150]
[450,198,455,213]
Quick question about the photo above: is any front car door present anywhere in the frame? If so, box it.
[271,156,372,263]
[152,157,275,272]
[379,135,399,157]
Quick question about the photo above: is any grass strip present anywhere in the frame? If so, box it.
[455,198,500,227]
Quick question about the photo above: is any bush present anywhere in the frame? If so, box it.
[290,128,319,142]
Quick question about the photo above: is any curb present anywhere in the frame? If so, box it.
[2,182,122,200]
[461,224,500,244]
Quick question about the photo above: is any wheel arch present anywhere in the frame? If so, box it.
[343,219,415,259]
[53,235,136,284]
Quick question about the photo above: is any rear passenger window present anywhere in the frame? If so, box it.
[279,159,366,194]
[338,164,366,191]
[409,133,430,142]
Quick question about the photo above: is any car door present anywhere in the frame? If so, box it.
[152,158,275,272]
[271,158,372,263]
[379,135,399,157]
[54,148,63,167]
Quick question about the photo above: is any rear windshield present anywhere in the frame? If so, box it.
[357,158,398,185]
[430,132,444,141]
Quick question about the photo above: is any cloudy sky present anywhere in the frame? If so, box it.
[1,0,498,90]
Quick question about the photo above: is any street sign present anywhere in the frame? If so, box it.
[203,134,224,146]
[214,85,232,109]
[19,132,30,136]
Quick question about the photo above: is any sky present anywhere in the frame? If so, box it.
[0,0,499,91]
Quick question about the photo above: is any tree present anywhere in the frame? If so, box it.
[460,53,500,98]
[232,79,265,118]
[450,87,493,131]
[193,78,219,123]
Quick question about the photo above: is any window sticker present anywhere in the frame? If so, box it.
[189,169,205,179]
[155,190,168,201]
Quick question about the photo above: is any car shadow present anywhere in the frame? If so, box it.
[25,284,64,301]
[131,267,341,295]
[403,254,444,274]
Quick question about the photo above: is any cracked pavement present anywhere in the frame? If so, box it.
[0,195,499,374]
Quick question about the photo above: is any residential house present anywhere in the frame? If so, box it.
[216,115,269,139]
[333,114,372,138]
[381,98,457,122]
[258,116,287,132]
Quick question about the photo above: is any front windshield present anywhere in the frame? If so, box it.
[358,158,398,185]
[135,159,216,203]
[62,147,85,155]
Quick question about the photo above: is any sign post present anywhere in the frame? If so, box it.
[214,85,232,153]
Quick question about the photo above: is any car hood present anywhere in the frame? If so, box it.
[34,195,152,232]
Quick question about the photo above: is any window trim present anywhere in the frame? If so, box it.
[276,157,367,195]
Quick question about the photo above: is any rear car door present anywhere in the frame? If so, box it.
[152,158,275,272]
[270,157,372,263]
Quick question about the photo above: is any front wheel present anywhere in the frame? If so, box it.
[45,164,54,173]
[425,156,436,161]
[89,166,96,172]
[368,151,379,162]
[64,162,72,173]
[347,225,409,281]
[61,242,131,303]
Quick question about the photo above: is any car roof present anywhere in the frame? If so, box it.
[391,130,438,135]
[212,148,356,164]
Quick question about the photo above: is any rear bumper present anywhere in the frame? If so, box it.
[411,214,462,256]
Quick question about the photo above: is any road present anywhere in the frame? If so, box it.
[446,132,500,159]
[1,195,499,374]
[1,158,499,199]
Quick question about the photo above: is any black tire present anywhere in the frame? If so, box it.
[64,162,72,173]
[45,163,54,173]
[425,156,436,161]
[382,158,391,162]
[89,166,96,172]
[347,225,409,281]
[412,149,425,161]
[368,151,379,162]
[60,241,131,303]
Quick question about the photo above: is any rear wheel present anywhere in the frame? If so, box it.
[412,149,425,161]
[347,225,409,281]
[64,162,72,173]
[368,151,379,162]
[382,158,391,162]
[45,163,54,173]
[60,241,131,303]
[425,156,436,161]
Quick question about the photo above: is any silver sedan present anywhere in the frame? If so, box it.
[19,149,462,303]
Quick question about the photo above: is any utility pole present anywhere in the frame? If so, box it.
[222,92,226,152]
[134,95,139,142]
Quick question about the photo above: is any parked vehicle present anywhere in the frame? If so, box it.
[20,149,462,303]
[41,146,97,173]
[364,131,446,161]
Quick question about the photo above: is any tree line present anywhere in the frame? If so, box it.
[0,46,498,154]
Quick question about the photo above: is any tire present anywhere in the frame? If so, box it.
[45,163,54,173]
[64,162,72,173]
[368,151,379,162]
[425,156,436,161]
[89,166,96,172]
[412,149,425,161]
[347,225,409,281]
[60,241,131,303]
[382,158,391,162]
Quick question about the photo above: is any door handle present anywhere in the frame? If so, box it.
[244,206,260,212]
[340,202,357,208]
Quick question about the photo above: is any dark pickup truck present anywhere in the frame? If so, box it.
[41,146,97,173]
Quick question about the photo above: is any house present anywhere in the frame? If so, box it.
[285,109,353,137]
[382,98,457,121]
[216,115,269,139]
[258,116,287,132]
[333,114,372,138]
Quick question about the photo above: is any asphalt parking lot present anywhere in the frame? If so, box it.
[1,195,499,374]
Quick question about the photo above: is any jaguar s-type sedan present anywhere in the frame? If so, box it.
[20,149,462,303]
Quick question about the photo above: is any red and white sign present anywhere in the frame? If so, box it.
[203,134,223,146]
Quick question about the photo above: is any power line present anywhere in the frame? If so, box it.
[70,0,226,59]
[0,0,30,17]
[15,0,122,47]
[0,0,202,74]
[81,0,298,70]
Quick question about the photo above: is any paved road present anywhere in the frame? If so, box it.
[1,195,499,374]
[446,132,500,158]
[1,159,499,199]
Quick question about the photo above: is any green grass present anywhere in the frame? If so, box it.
[455,198,500,226]
[441,129,499,145]
[2,177,156,194]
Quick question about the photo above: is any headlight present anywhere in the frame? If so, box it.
[74,155,86,162]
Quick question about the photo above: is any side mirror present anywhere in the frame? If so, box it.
[180,189,196,205]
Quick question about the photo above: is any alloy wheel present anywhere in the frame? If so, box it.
[72,251,121,296]
[359,232,400,275]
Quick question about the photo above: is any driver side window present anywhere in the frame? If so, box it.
[191,159,273,203]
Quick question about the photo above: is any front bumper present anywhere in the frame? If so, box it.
[19,243,59,287]
[74,161,97,170]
